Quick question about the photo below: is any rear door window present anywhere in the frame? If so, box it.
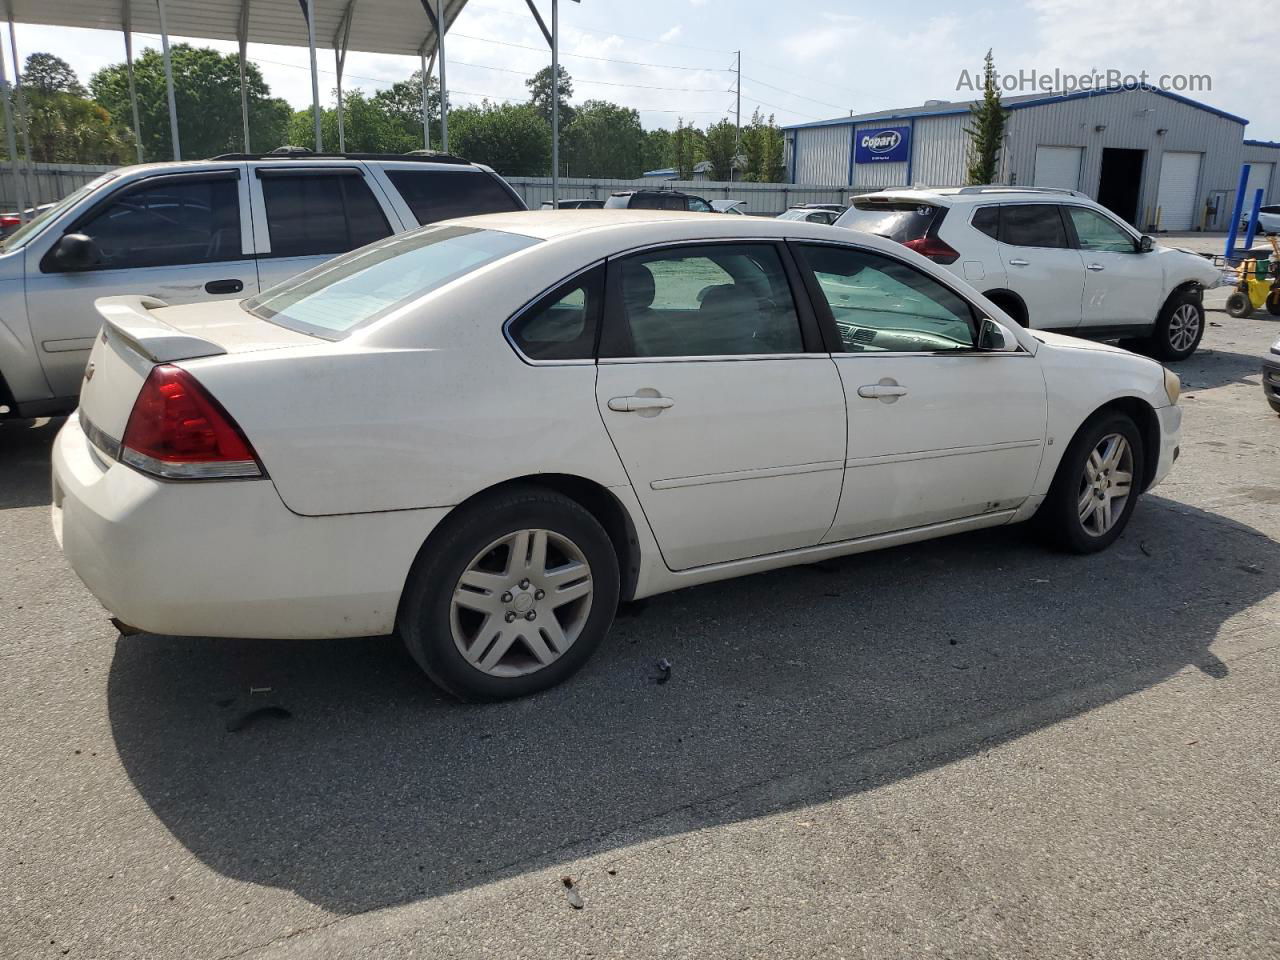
[835,201,940,242]
[999,204,1069,248]
[259,171,392,258]
[384,169,522,226]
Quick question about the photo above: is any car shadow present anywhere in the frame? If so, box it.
[1166,347,1263,391]
[105,495,1277,916]
[0,417,64,510]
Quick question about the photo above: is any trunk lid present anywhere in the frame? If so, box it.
[79,295,315,445]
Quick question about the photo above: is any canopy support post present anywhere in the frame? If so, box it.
[123,3,144,162]
[435,0,447,152]
[524,0,576,208]
[238,0,251,152]
[0,41,24,221]
[419,48,435,150]
[334,0,355,152]
[156,0,181,160]
[6,9,32,214]
[302,0,321,152]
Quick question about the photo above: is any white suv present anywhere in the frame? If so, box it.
[834,187,1221,361]
[0,152,524,419]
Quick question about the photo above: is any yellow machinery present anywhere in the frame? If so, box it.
[1223,235,1280,318]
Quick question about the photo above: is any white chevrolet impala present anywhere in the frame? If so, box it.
[51,211,1183,700]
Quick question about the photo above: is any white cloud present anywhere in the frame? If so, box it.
[659,25,683,43]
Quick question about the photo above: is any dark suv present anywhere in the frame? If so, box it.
[604,189,714,212]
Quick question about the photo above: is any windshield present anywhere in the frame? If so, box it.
[243,225,539,339]
[834,201,939,241]
[777,209,809,221]
[1,173,118,252]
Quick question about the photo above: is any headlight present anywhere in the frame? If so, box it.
[1164,367,1181,405]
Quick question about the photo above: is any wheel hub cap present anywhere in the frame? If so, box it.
[449,528,594,678]
[1077,433,1134,537]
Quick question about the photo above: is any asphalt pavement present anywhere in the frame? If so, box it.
[2,291,1278,959]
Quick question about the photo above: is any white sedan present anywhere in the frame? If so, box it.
[52,211,1183,700]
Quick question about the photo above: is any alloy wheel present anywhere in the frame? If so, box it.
[1167,303,1201,353]
[1077,433,1134,537]
[449,528,593,677]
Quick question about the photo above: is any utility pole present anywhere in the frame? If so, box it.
[734,51,741,181]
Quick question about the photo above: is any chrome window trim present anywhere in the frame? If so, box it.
[599,353,823,364]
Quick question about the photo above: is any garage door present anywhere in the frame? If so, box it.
[1244,162,1274,208]
[1156,152,1202,230]
[1034,146,1083,191]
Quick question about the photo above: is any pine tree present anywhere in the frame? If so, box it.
[965,50,1008,185]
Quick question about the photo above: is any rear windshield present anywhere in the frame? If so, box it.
[243,225,539,339]
[834,201,939,242]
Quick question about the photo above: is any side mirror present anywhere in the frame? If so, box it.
[52,233,101,271]
[978,317,1017,352]
[1139,235,1154,253]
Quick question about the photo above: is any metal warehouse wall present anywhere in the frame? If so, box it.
[1002,88,1246,230]
[788,114,972,189]
[1242,142,1280,205]
[912,114,970,186]
[503,177,855,215]
[790,124,852,185]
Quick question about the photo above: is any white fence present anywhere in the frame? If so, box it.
[503,177,861,215]
[1,164,862,217]
[1,163,115,210]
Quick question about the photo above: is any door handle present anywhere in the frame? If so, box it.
[856,383,909,399]
[1008,258,1030,267]
[1086,263,1105,271]
[608,395,675,412]
[204,278,245,294]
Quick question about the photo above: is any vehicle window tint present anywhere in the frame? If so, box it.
[384,169,522,226]
[607,243,803,358]
[66,177,241,270]
[686,197,712,212]
[834,201,939,242]
[971,206,999,239]
[260,173,391,258]
[507,267,602,361]
[999,204,1068,248]
[1066,207,1136,253]
[797,244,976,353]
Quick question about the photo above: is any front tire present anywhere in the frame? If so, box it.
[1037,413,1145,554]
[1225,291,1254,319]
[1266,290,1280,317]
[1149,290,1205,359]
[398,487,620,701]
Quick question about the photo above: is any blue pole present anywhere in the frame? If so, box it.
[1225,164,1250,259]
[1243,187,1264,251]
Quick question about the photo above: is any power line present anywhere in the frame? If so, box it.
[451,32,733,72]
[741,74,847,112]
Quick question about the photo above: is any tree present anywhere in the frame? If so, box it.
[671,118,701,180]
[90,44,292,160]
[564,100,645,177]
[640,128,673,174]
[741,110,785,182]
[525,65,574,127]
[23,52,86,97]
[965,49,1008,185]
[26,91,130,163]
[286,90,420,154]
[703,118,738,181]
[371,70,442,147]
[449,102,550,175]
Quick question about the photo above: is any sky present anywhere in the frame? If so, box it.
[5,0,1273,137]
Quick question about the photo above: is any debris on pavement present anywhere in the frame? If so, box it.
[561,876,584,909]
[653,658,672,684]
[1140,542,1153,557]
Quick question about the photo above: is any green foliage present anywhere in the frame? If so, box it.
[525,65,574,127]
[704,118,739,181]
[564,100,645,177]
[90,44,291,160]
[965,49,1008,185]
[640,128,673,174]
[24,53,86,97]
[371,70,442,146]
[286,90,423,154]
[741,110,786,182]
[450,102,550,176]
[26,91,130,163]
[671,118,703,180]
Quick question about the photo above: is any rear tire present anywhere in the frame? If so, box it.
[1225,291,1253,319]
[1266,291,1280,317]
[1037,413,1145,555]
[1149,290,1205,360]
[397,486,620,701]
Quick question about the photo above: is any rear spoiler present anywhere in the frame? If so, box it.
[95,295,227,364]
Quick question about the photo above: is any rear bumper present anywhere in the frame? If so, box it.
[52,414,448,639]
[1149,403,1182,491]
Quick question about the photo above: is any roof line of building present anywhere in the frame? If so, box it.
[782,84,1249,132]
[1245,139,1280,149]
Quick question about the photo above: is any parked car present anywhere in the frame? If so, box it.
[834,186,1221,360]
[778,207,840,225]
[52,210,1182,700]
[710,200,746,215]
[604,189,714,212]
[1265,335,1280,414]
[540,199,605,210]
[0,152,524,419]
[1241,205,1280,235]
[0,202,56,238]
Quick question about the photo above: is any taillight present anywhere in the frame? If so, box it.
[903,234,960,265]
[0,215,20,228]
[121,365,263,480]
